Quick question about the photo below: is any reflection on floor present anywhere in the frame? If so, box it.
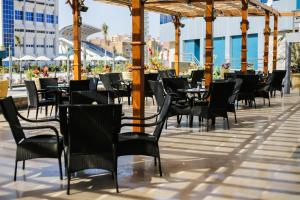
[1,91,300,200]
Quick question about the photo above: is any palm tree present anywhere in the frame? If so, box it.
[101,23,109,65]
[15,35,23,83]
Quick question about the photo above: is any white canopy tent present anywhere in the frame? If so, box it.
[54,55,68,61]
[2,56,18,61]
[19,55,36,61]
[35,56,51,61]
[115,56,128,61]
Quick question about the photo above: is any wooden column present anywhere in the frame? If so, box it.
[72,0,81,80]
[272,15,278,70]
[263,11,270,76]
[173,16,181,76]
[204,0,214,88]
[131,0,145,132]
[241,0,248,73]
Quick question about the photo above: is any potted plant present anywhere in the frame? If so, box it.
[122,63,133,81]
[220,63,231,79]
[0,66,9,98]
[291,43,300,91]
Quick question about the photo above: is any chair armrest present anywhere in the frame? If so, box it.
[37,89,47,93]
[17,112,59,123]
[122,113,159,120]
[21,125,60,141]
[121,122,157,128]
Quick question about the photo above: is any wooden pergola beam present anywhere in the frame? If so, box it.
[131,0,145,132]
[204,0,214,88]
[173,16,181,76]
[241,0,248,73]
[273,15,278,70]
[72,0,81,80]
[263,11,270,76]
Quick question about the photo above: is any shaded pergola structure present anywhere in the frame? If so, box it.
[68,0,282,131]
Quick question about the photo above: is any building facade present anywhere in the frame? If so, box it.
[160,0,300,71]
[0,0,59,59]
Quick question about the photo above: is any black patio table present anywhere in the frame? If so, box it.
[177,88,208,127]
[46,85,70,118]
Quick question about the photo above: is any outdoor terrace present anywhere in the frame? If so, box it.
[1,90,300,199]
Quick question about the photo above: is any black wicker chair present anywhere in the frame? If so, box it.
[145,73,158,104]
[149,81,191,128]
[59,104,122,194]
[119,95,172,177]
[24,80,56,119]
[100,73,131,105]
[236,74,259,108]
[190,70,204,88]
[193,81,235,131]
[227,78,243,123]
[162,78,190,102]
[269,70,286,97]
[0,96,63,181]
[255,75,272,107]
[39,78,58,99]
[88,77,99,91]
[70,90,114,104]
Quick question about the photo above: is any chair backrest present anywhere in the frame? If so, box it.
[0,97,25,144]
[271,70,286,88]
[148,80,165,107]
[70,91,112,104]
[209,81,235,109]
[224,72,236,80]
[190,70,205,88]
[167,69,176,78]
[39,78,58,99]
[39,78,58,90]
[162,78,189,94]
[69,80,90,94]
[236,74,259,93]
[228,78,243,104]
[153,95,172,139]
[109,73,122,87]
[88,77,99,91]
[67,104,122,154]
[144,73,158,97]
[99,74,114,91]
[24,80,38,107]
[158,70,169,79]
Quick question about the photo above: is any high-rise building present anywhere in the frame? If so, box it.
[0,0,59,59]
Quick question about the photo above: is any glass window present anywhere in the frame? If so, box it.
[46,14,54,23]
[36,13,44,22]
[25,12,34,21]
[15,10,23,20]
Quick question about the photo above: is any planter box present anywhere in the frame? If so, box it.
[291,73,300,89]
[122,72,133,81]
[0,80,9,98]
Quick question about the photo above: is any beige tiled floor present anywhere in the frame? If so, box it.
[1,91,300,199]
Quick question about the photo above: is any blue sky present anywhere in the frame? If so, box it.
[59,1,160,38]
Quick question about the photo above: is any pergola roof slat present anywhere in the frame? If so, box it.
[94,0,280,17]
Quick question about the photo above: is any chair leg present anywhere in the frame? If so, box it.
[226,117,230,129]
[234,111,237,124]
[154,156,157,166]
[253,99,256,109]
[58,157,63,180]
[206,119,209,132]
[50,105,54,116]
[14,159,18,181]
[67,173,71,195]
[22,160,25,170]
[27,107,30,118]
[263,98,265,105]
[45,105,48,116]
[152,97,155,105]
[157,148,162,177]
[165,118,168,129]
[35,107,39,119]
[113,156,119,193]
[128,96,130,105]
[268,97,271,107]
